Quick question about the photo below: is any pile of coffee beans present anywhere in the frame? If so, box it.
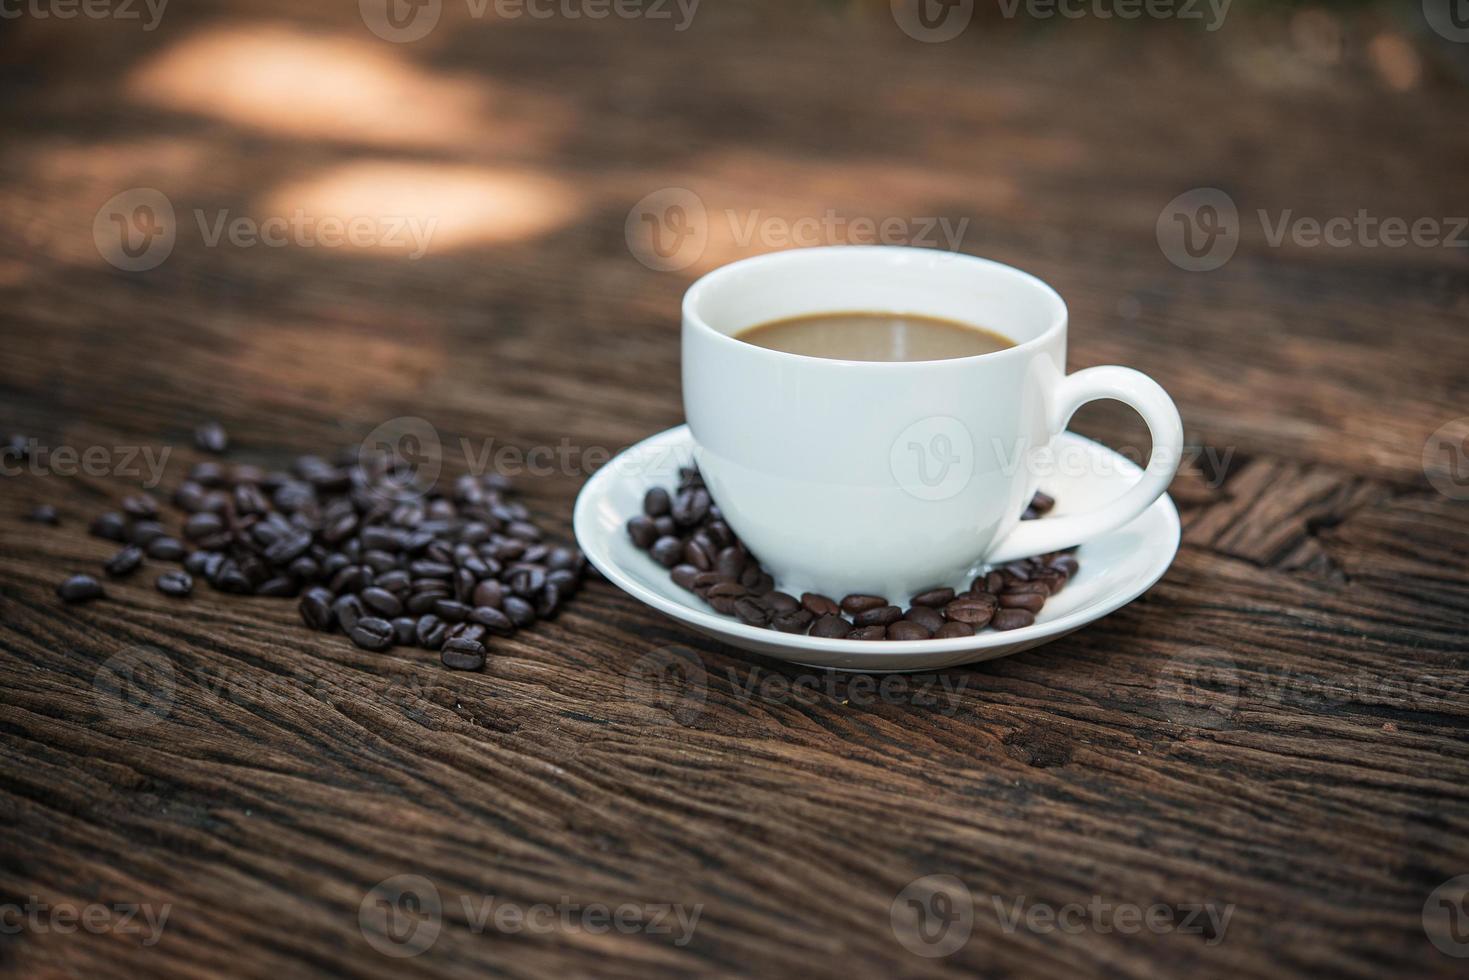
[49,424,585,671]
[627,468,1077,641]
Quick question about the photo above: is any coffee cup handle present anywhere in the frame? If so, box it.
[985,366,1183,564]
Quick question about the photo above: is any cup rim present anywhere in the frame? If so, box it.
[682,245,1068,369]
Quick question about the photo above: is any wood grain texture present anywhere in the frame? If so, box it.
[2,3,1468,977]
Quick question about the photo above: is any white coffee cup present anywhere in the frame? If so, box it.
[682,245,1183,601]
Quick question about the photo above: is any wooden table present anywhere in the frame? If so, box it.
[2,5,1467,977]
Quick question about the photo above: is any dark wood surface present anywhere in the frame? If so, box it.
[2,3,1468,977]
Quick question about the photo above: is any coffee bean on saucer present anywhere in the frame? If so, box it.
[801,593,840,617]
[671,564,701,590]
[300,587,336,631]
[732,597,770,627]
[441,637,486,671]
[156,570,194,597]
[706,581,746,599]
[944,596,996,627]
[841,594,887,615]
[910,587,954,608]
[904,606,945,633]
[650,536,684,568]
[105,545,144,578]
[934,621,975,638]
[683,538,713,570]
[992,609,1036,631]
[709,596,738,615]
[1050,555,1080,577]
[1030,491,1055,515]
[26,504,59,525]
[627,515,657,549]
[850,625,887,641]
[999,592,1046,614]
[810,614,853,639]
[643,487,671,517]
[129,521,166,547]
[853,604,901,628]
[146,536,186,561]
[772,609,815,634]
[349,616,395,651]
[888,620,932,641]
[671,487,710,527]
[57,574,104,603]
[714,547,745,580]
[195,421,229,454]
[762,592,800,614]
[653,516,676,538]
[980,571,1006,594]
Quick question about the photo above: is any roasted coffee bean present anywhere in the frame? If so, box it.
[762,591,801,614]
[472,579,505,608]
[299,587,336,630]
[121,494,159,519]
[643,487,671,517]
[653,515,676,538]
[360,587,403,617]
[448,622,487,644]
[1021,507,1039,520]
[376,569,411,594]
[691,571,726,590]
[627,515,658,549]
[849,625,887,641]
[507,565,546,597]
[733,597,770,627]
[888,620,932,641]
[934,621,975,638]
[191,461,226,486]
[650,536,684,568]
[145,536,186,561]
[672,566,704,592]
[992,609,1035,631]
[853,604,902,627]
[910,587,955,608]
[156,570,194,597]
[503,595,536,627]
[234,484,269,516]
[709,596,738,616]
[740,564,766,590]
[391,617,418,645]
[840,594,887,615]
[256,576,297,597]
[1002,562,1033,582]
[714,547,745,580]
[216,564,254,594]
[1030,491,1055,515]
[683,538,713,571]
[772,609,815,634]
[27,504,59,525]
[57,574,104,603]
[440,638,486,671]
[810,614,854,639]
[264,533,312,565]
[536,583,562,619]
[331,564,372,594]
[904,606,945,632]
[90,512,128,541]
[706,581,746,599]
[671,487,710,527]
[982,571,1006,594]
[1050,555,1079,577]
[350,617,395,651]
[104,545,144,578]
[188,550,225,579]
[999,592,1045,613]
[173,482,207,512]
[801,593,841,617]
[1005,581,1052,597]
[4,434,29,460]
[469,606,516,636]
[409,560,455,579]
[433,599,469,622]
[184,512,224,541]
[195,421,229,454]
[944,597,996,627]
[415,614,448,650]
[128,521,166,546]
[332,594,365,633]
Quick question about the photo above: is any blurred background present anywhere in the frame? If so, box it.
[0,0,1465,495]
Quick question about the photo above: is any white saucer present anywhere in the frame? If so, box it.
[574,425,1180,672]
